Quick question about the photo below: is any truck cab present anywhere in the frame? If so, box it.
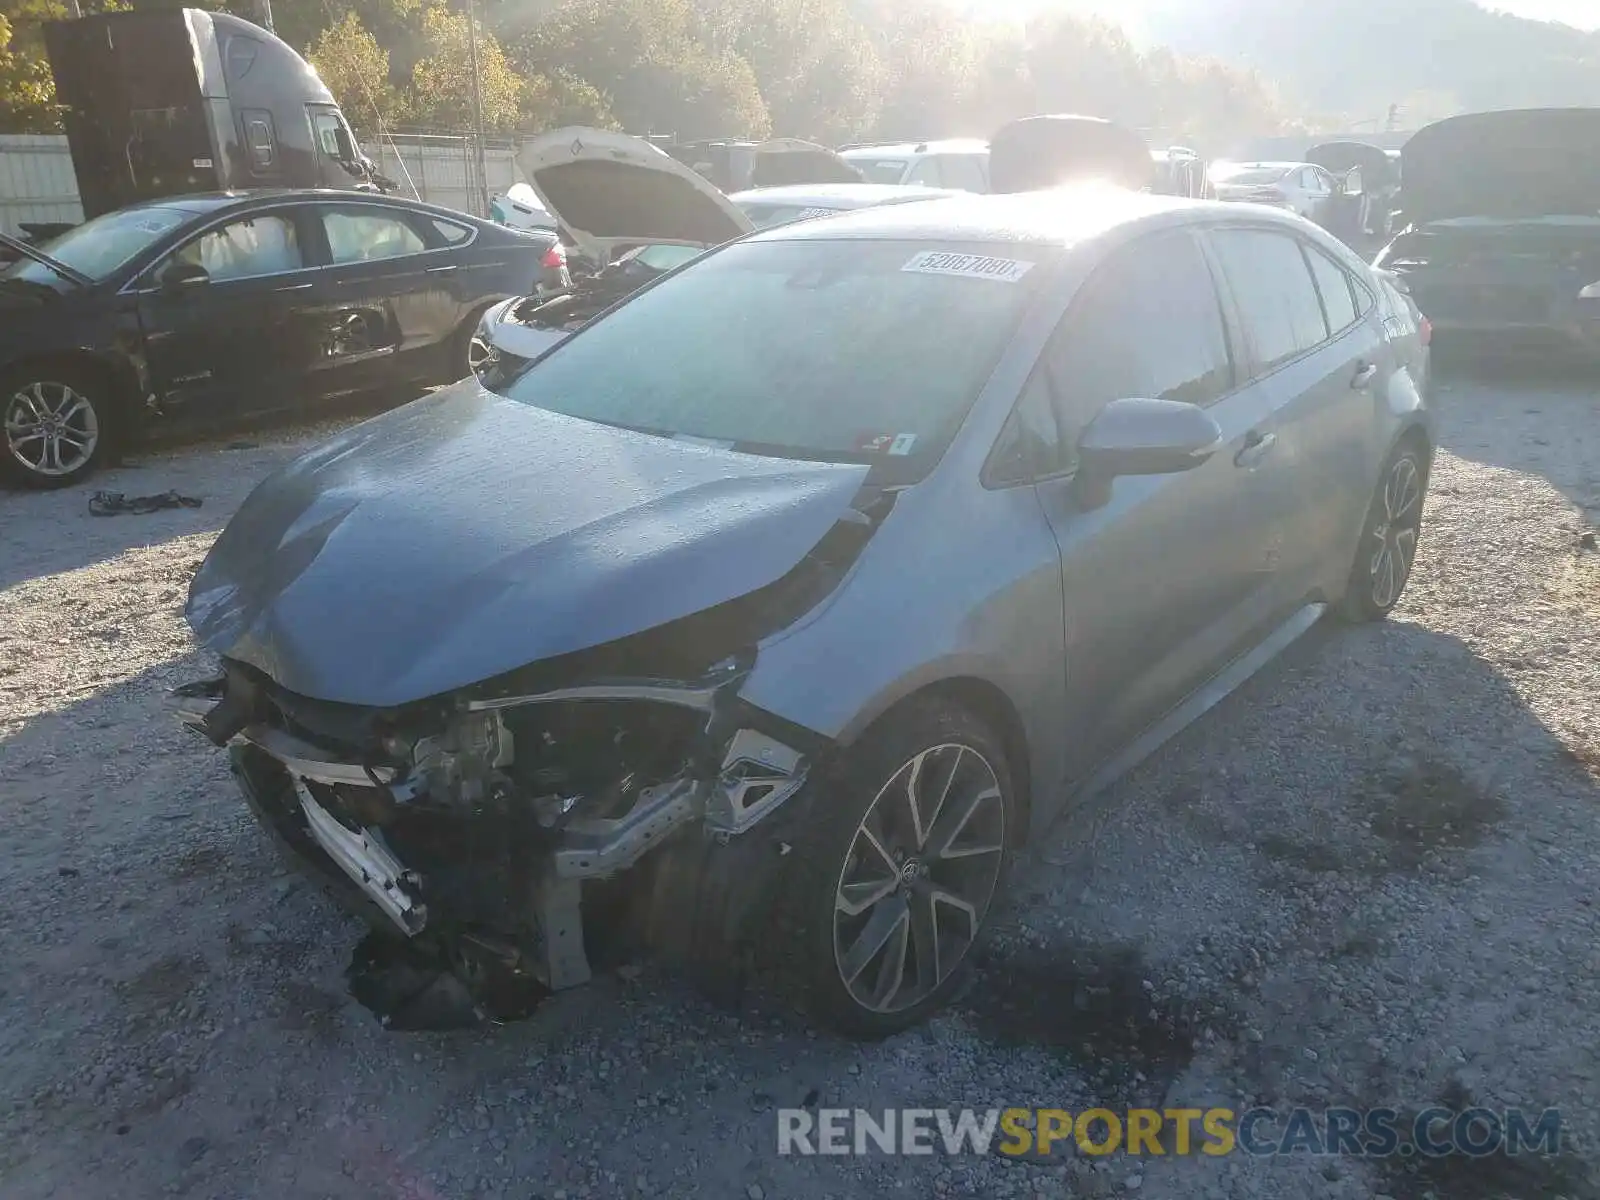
[44,8,385,221]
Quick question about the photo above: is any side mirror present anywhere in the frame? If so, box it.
[1074,397,1223,509]
[160,261,211,291]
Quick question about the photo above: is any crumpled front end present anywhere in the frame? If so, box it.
[169,646,820,1004]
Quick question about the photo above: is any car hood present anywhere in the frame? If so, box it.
[186,380,871,707]
[1402,108,1600,223]
[1307,141,1394,185]
[517,127,756,263]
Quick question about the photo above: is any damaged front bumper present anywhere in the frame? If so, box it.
[167,662,817,996]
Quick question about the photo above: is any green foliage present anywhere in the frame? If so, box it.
[408,4,523,130]
[309,10,407,130]
[0,0,1314,143]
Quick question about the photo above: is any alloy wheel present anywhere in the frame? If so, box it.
[1367,454,1422,609]
[467,335,497,376]
[832,744,1006,1015]
[4,381,99,478]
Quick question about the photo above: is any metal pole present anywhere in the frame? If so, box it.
[465,0,489,215]
[66,0,82,17]
[259,0,274,33]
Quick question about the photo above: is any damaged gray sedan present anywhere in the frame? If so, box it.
[171,190,1432,1036]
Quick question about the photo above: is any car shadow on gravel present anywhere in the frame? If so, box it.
[1432,356,1600,536]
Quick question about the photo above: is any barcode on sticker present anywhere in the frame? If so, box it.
[902,251,1035,282]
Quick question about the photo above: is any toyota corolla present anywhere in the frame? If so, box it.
[171,189,1432,1036]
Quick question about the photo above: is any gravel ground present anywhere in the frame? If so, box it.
[1,372,1597,1200]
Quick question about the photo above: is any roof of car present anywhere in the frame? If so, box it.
[105,189,493,223]
[727,183,964,207]
[747,186,1221,247]
[839,139,990,159]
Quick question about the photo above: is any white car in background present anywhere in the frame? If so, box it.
[837,139,991,192]
[470,131,962,374]
[1209,160,1339,223]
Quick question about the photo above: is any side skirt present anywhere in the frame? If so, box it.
[1074,600,1328,803]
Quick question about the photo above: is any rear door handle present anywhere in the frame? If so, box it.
[275,282,314,292]
[1351,362,1379,389]
[1234,430,1277,468]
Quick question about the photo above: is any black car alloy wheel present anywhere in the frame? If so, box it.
[2,370,106,488]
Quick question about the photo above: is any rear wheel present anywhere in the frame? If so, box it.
[1,363,116,489]
[781,697,1015,1037]
[1337,439,1428,622]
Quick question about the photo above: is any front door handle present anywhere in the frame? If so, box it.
[1234,430,1278,469]
[275,282,314,292]
[1351,361,1379,390]
[425,264,458,274]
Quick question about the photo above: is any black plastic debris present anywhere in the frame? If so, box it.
[89,490,203,517]
[345,931,547,1031]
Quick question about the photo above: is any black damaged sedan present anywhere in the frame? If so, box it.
[0,190,565,488]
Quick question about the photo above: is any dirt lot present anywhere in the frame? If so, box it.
[2,373,1598,1200]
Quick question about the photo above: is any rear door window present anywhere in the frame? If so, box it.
[1304,244,1360,335]
[1033,230,1235,472]
[1208,228,1330,374]
[320,207,427,264]
[906,158,943,186]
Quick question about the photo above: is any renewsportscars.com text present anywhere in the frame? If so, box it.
[776,1106,1563,1159]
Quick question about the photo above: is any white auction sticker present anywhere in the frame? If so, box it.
[887,433,918,456]
[901,250,1035,282]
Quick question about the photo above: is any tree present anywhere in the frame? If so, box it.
[522,68,615,130]
[408,3,524,130]
[513,0,770,137]
[0,0,72,132]
[309,10,407,132]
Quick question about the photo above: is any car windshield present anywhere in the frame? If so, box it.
[845,158,911,184]
[0,206,189,287]
[1213,164,1292,185]
[495,237,1047,480]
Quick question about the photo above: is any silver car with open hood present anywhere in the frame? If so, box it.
[172,188,1433,1036]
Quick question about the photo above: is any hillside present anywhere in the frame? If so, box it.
[1136,0,1600,125]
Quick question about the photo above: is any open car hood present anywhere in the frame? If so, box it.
[1307,141,1395,186]
[185,379,870,708]
[988,114,1154,194]
[748,139,863,187]
[517,127,754,262]
[1402,109,1600,223]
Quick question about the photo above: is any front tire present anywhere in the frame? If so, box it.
[1,363,116,489]
[782,697,1016,1038]
[1337,439,1428,622]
